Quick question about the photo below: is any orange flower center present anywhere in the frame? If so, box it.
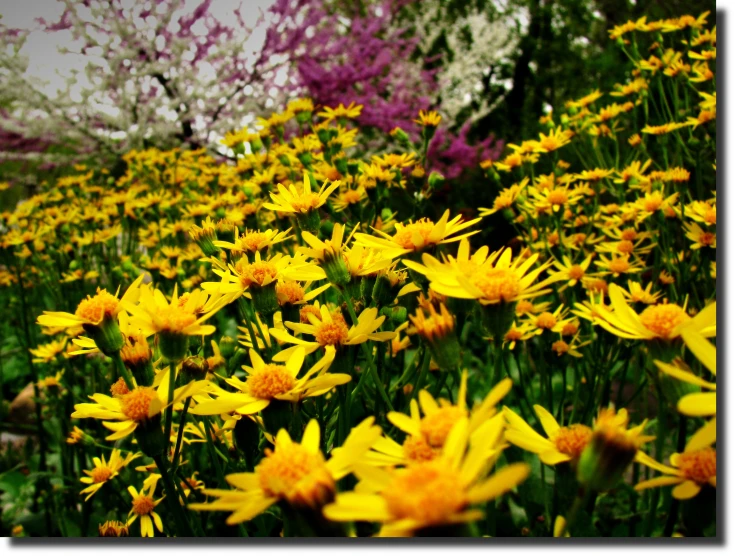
[617,240,634,254]
[561,321,579,336]
[290,192,321,213]
[110,377,130,398]
[699,232,715,246]
[277,281,305,305]
[551,340,570,355]
[420,407,466,448]
[91,466,113,483]
[75,290,120,325]
[157,306,197,332]
[132,494,156,516]
[314,319,350,346]
[471,268,521,303]
[383,462,466,524]
[121,387,157,422]
[402,435,440,462]
[639,304,690,338]
[342,190,362,204]
[620,228,637,241]
[393,220,436,250]
[515,300,535,314]
[703,208,716,225]
[568,265,585,280]
[257,443,334,504]
[238,260,278,288]
[547,189,569,205]
[677,448,716,484]
[553,424,592,458]
[505,328,524,342]
[608,257,631,274]
[246,364,297,399]
[535,312,557,330]
[642,194,663,212]
[237,232,270,253]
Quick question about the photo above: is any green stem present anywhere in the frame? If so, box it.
[163,361,177,455]
[112,351,135,390]
[153,454,194,536]
[170,397,192,477]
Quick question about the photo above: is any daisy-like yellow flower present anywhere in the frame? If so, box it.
[594,253,645,277]
[98,520,130,537]
[71,367,207,441]
[80,449,140,501]
[317,102,363,122]
[641,122,689,135]
[585,283,716,342]
[414,110,442,127]
[37,274,145,352]
[533,126,573,153]
[214,227,293,257]
[368,371,512,466]
[479,178,529,217]
[503,405,597,465]
[503,320,536,350]
[634,424,716,500]
[404,239,556,306]
[549,254,593,287]
[270,305,395,359]
[191,418,382,523]
[190,346,348,417]
[527,183,585,213]
[684,222,716,249]
[323,417,530,537]
[29,339,68,363]
[262,173,341,230]
[621,280,662,305]
[354,209,481,258]
[127,483,164,537]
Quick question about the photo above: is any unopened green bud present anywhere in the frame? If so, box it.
[218,336,237,359]
[428,171,445,190]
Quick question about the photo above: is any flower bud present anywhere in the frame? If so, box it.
[158,331,189,362]
[181,355,209,381]
[218,336,237,359]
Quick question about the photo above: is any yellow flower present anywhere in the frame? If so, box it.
[37,274,144,334]
[641,122,689,135]
[29,339,68,363]
[634,424,716,500]
[270,305,395,359]
[414,110,442,127]
[684,222,716,249]
[214,227,293,256]
[404,239,556,306]
[533,126,573,153]
[124,284,225,338]
[549,254,593,287]
[189,346,348,417]
[354,209,481,258]
[80,449,140,501]
[191,418,382,523]
[585,283,716,341]
[263,173,341,215]
[368,372,512,466]
[323,417,530,536]
[98,520,130,537]
[127,483,164,537]
[503,405,595,465]
[71,368,207,441]
[317,102,363,121]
